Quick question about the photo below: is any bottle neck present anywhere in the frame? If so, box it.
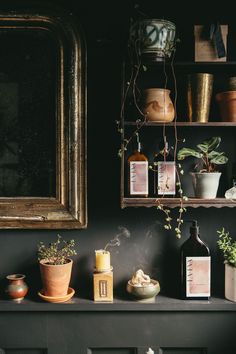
[137,142,141,152]
[189,230,201,242]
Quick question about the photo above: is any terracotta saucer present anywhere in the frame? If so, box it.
[38,287,75,303]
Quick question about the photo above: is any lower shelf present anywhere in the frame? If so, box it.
[122,197,236,208]
[0,295,235,312]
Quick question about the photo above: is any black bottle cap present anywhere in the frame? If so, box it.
[186,220,199,234]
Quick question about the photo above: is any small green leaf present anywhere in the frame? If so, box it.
[197,137,221,153]
[210,154,228,165]
[177,148,202,160]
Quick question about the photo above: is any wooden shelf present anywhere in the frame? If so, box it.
[124,121,236,127]
[144,61,236,67]
[0,295,235,312]
[122,197,236,208]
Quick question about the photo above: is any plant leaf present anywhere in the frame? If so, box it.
[210,154,228,165]
[197,137,221,153]
[208,151,222,159]
[177,148,202,160]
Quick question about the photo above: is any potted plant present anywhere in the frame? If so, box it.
[177,136,228,198]
[217,228,236,302]
[38,235,77,297]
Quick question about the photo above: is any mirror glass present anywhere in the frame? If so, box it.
[0,30,56,197]
[0,11,87,229]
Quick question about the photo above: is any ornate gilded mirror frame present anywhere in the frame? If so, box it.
[0,10,87,228]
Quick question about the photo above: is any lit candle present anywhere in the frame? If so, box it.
[95,249,110,271]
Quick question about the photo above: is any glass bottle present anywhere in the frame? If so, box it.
[153,139,176,196]
[180,220,211,300]
[127,133,148,197]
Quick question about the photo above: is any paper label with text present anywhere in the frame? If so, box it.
[186,256,211,297]
[130,161,148,195]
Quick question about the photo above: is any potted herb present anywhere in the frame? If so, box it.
[177,136,228,198]
[38,235,77,297]
[217,228,236,302]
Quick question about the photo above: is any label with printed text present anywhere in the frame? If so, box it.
[186,256,211,297]
[130,161,148,195]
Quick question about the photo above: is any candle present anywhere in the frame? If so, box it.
[95,249,110,271]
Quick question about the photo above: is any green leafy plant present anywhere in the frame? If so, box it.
[177,137,228,172]
[38,235,77,265]
[217,228,236,267]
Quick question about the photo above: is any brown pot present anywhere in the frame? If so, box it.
[39,259,73,297]
[216,91,236,122]
[142,88,175,122]
[5,274,28,301]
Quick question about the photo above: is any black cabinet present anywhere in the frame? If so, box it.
[0,298,235,354]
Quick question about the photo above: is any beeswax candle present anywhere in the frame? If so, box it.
[95,249,110,271]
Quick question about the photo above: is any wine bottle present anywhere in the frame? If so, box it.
[180,220,211,300]
[127,133,148,197]
[153,139,176,196]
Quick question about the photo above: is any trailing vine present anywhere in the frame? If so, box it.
[117,14,188,238]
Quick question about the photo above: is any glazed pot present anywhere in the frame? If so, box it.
[136,19,176,61]
[225,263,236,302]
[191,172,221,199]
[142,88,175,122]
[126,279,160,302]
[39,259,73,297]
[5,274,28,301]
[216,91,236,122]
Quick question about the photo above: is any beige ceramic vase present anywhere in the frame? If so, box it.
[39,259,73,297]
[142,88,175,122]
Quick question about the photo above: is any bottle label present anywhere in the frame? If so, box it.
[186,256,211,297]
[130,161,148,195]
[158,161,176,195]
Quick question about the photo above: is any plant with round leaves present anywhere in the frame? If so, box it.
[177,137,228,173]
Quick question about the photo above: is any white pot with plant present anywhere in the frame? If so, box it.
[38,235,77,298]
[217,228,236,302]
[177,137,228,199]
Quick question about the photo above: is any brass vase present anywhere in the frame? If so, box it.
[187,73,214,123]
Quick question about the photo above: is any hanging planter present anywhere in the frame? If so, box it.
[130,19,176,62]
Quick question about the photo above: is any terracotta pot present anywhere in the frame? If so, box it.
[216,91,236,122]
[142,88,175,122]
[5,274,28,301]
[39,259,73,297]
[191,172,221,199]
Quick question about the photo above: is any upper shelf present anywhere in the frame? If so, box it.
[124,121,236,127]
[122,198,236,208]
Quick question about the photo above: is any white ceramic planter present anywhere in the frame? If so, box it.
[191,172,221,199]
[225,263,236,302]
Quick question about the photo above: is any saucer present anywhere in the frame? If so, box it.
[38,287,75,303]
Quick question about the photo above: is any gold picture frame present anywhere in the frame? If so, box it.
[0,10,87,229]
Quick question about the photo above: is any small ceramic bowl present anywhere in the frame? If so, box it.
[126,279,160,302]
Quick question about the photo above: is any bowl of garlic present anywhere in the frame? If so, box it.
[126,269,160,302]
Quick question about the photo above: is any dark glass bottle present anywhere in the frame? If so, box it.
[180,220,211,300]
[153,140,176,196]
[127,134,148,197]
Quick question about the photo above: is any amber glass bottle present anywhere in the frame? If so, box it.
[127,134,148,197]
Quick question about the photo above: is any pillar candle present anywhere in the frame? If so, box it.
[95,249,110,271]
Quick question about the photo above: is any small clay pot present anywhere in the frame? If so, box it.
[142,88,175,122]
[5,274,28,301]
[216,91,236,122]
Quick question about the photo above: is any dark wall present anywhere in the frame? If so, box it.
[0,0,235,300]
